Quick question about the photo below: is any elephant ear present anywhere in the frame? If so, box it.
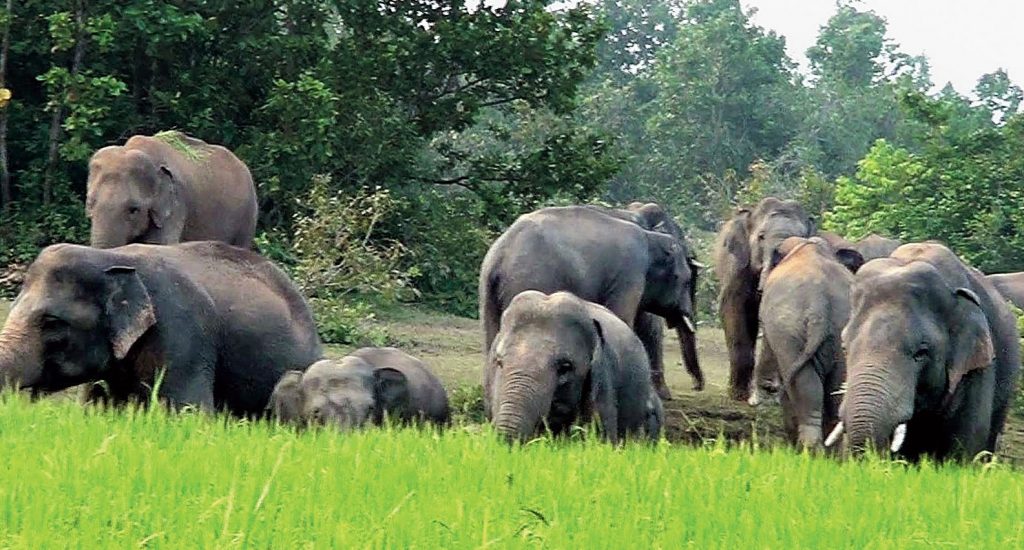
[647,232,680,272]
[835,248,866,274]
[721,210,752,271]
[946,287,995,402]
[149,165,176,230]
[373,367,411,424]
[104,266,156,361]
[267,370,305,423]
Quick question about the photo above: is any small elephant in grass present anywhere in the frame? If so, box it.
[752,237,864,449]
[486,291,663,444]
[268,348,450,430]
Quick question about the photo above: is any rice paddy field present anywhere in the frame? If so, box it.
[1,303,1024,547]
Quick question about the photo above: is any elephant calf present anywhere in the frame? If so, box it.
[0,242,322,415]
[829,243,1020,461]
[486,291,663,443]
[755,237,863,448]
[268,348,450,429]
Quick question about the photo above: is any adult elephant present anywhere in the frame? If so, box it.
[0,242,322,416]
[585,202,704,398]
[756,237,863,448]
[853,234,901,261]
[86,131,258,249]
[985,272,1024,310]
[479,206,696,415]
[828,243,1020,461]
[713,197,812,400]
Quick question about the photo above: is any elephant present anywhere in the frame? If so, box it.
[479,206,696,415]
[827,243,1020,461]
[752,237,864,448]
[584,202,704,398]
[268,347,449,429]
[0,241,322,415]
[713,197,813,400]
[985,272,1024,310]
[486,290,663,443]
[853,234,901,261]
[86,131,258,249]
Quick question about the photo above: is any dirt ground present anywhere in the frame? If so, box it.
[3,300,1024,463]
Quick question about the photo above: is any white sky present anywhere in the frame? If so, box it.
[743,0,1024,95]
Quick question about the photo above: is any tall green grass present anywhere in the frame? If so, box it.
[0,394,1020,548]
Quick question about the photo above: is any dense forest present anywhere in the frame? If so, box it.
[0,0,1021,341]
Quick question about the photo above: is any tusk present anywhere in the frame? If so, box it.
[890,423,907,453]
[682,315,696,333]
[824,421,844,447]
[690,260,706,269]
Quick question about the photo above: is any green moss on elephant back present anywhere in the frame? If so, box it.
[153,130,210,163]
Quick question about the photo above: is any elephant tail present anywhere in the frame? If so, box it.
[783,313,830,389]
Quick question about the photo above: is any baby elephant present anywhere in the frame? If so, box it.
[268,348,450,429]
[486,290,663,443]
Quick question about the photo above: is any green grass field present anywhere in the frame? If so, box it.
[0,395,1022,548]
[1,302,1024,546]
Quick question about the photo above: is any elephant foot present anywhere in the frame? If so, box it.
[691,377,705,392]
[652,371,673,401]
[729,386,751,402]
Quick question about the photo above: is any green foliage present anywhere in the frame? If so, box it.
[826,110,1024,273]
[290,177,413,344]
[448,383,487,424]
[0,395,1022,547]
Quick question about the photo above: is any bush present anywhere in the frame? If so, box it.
[290,177,415,344]
[448,383,487,425]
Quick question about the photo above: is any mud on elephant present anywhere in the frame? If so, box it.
[713,197,813,400]
[828,243,1020,461]
[268,347,449,430]
[585,202,705,398]
[486,291,663,443]
[0,242,322,415]
[86,132,258,249]
[753,237,863,448]
[480,205,699,407]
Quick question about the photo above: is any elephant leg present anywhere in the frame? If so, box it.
[634,313,671,400]
[721,289,758,401]
[748,340,780,406]
[594,398,621,445]
[787,366,825,449]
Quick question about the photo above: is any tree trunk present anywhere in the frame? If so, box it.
[0,0,12,211]
[41,0,87,205]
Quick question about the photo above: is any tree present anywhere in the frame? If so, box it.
[975,69,1023,125]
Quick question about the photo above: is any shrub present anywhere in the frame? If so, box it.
[290,176,415,344]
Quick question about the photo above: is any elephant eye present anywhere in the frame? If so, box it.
[757,232,765,241]
[555,359,573,375]
[913,346,930,363]
[127,206,140,215]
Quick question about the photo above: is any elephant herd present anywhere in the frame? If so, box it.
[0,131,1021,463]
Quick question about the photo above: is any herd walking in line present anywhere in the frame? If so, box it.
[1,131,1022,463]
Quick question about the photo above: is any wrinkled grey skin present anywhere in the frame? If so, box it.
[853,234,901,261]
[754,237,863,448]
[268,347,449,430]
[584,202,704,398]
[486,291,662,443]
[985,272,1024,310]
[87,133,258,249]
[480,206,696,407]
[0,242,322,415]
[838,243,1020,461]
[713,197,812,400]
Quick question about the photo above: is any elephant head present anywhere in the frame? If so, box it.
[0,245,155,393]
[747,197,813,291]
[86,146,182,248]
[489,291,608,442]
[831,245,994,454]
[641,230,697,332]
[267,358,411,430]
[768,236,865,275]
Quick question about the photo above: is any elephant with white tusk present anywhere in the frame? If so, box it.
[832,243,1020,461]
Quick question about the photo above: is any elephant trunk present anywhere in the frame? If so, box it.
[90,230,125,250]
[0,301,44,391]
[676,325,704,391]
[493,373,551,443]
[844,367,912,453]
